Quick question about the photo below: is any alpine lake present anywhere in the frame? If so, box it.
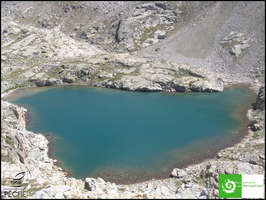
[6,85,255,184]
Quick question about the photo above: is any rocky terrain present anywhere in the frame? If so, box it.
[1,1,265,199]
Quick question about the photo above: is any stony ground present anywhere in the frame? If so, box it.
[1,1,265,199]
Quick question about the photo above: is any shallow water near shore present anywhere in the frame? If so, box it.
[7,86,255,184]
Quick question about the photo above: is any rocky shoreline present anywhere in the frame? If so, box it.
[2,83,256,185]
[1,84,264,198]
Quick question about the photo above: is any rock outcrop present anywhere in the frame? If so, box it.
[115,2,182,51]
[220,31,251,57]
[93,59,223,92]
[253,86,265,111]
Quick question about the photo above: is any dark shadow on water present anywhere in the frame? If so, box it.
[88,126,248,184]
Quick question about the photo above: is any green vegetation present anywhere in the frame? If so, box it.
[193,176,205,185]
[1,178,12,186]
[46,67,63,79]
[4,33,29,49]
[3,81,34,93]
[111,72,124,81]
[139,24,169,46]
[252,130,264,139]
[118,187,126,192]
[8,68,29,79]
[133,194,148,199]
[1,155,10,162]
[175,180,183,188]
[254,143,265,150]
[5,136,14,147]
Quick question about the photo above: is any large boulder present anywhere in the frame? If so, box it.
[253,87,265,111]
[84,177,106,191]
[34,79,47,87]
[170,168,187,178]
[63,76,76,83]
[33,78,58,86]
[45,78,58,86]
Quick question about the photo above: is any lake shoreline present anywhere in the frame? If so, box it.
[2,82,257,185]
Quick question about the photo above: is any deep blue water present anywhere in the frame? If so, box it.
[9,86,253,183]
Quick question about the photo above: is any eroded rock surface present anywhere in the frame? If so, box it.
[220,31,251,57]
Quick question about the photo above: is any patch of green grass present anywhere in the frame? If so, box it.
[193,176,205,185]
[3,81,34,93]
[189,79,199,86]
[4,33,30,49]
[139,24,169,45]
[5,136,14,147]
[110,72,124,81]
[252,131,264,139]
[129,69,140,76]
[254,143,265,150]
[118,187,126,192]
[1,155,10,162]
[179,68,204,78]
[1,178,12,186]
[175,180,183,188]
[8,68,29,79]
[46,67,63,79]
[133,194,148,199]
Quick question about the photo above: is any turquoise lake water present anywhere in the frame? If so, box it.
[9,86,254,183]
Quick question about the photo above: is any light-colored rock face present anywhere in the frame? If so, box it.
[1,20,224,94]
[220,31,251,57]
[115,2,181,51]
[93,59,223,92]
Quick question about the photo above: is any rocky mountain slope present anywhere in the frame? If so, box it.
[1,1,265,199]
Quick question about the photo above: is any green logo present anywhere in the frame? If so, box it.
[219,174,242,198]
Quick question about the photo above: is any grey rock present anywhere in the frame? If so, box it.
[199,189,208,197]
[141,3,156,11]
[142,38,159,47]
[84,178,97,191]
[171,168,187,178]
[253,87,265,111]
[45,78,57,86]
[63,76,76,83]
[80,31,88,40]
[34,79,47,87]
[250,122,262,131]
[154,30,166,39]
[230,44,242,57]
[155,2,171,10]
[220,31,251,57]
